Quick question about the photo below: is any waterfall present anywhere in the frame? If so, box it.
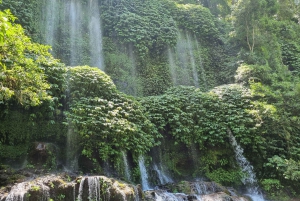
[186,33,199,88]
[228,129,265,201]
[194,36,207,90]
[77,176,101,201]
[154,191,189,201]
[153,164,173,185]
[88,0,104,70]
[168,48,178,86]
[43,0,58,47]
[42,0,104,69]
[133,185,140,201]
[122,151,131,181]
[169,30,202,88]
[138,155,151,190]
[128,44,138,96]
[176,31,193,86]
[66,125,78,171]
[5,182,29,201]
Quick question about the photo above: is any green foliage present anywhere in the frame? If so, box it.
[267,156,300,181]
[168,2,220,42]
[66,66,160,161]
[141,85,259,148]
[0,10,53,107]
[101,0,178,57]
[206,168,243,186]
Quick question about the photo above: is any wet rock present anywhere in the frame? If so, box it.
[1,174,142,201]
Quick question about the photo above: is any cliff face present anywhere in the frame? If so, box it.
[1,0,300,200]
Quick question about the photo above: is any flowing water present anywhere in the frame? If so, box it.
[88,0,104,69]
[5,182,29,201]
[77,176,101,201]
[168,30,202,88]
[194,36,207,90]
[228,129,265,201]
[168,48,178,86]
[66,125,78,171]
[42,0,104,70]
[153,164,173,185]
[138,155,151,190]
[122,151,131,181]
[186,33,199,88]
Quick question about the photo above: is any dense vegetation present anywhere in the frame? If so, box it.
[0,0,300,200]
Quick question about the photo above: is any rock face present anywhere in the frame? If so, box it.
[0,174,141,201]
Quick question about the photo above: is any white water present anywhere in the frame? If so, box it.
[186,33,199,88]
[194,36,207,90]
[66,125,78,171]
[168,48,178,86]
[88,0,104,70]
[176,32,193,86]
[133,185,140,201]
[77,176,101,201]
[155,191,192,201]
[69,0,83,66]
[228,129,265,201]
[153,164,173,185]
[122,151,131,181]
[169,30,202,88]
[138,155,151,190]
[43,0,104,69]
[43,0,58,47]
[5,182,29,201]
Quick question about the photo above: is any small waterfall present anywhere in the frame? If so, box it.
[69,0,83,66]
[153,164,173,185]
[77,176,101,201]
[170,30,201,88]
[186,33,199,88]
[42,0,104,69]
[228,129,265,201]
[194,181,216,195]
[133,185,140,201]
[40,184,50,201]
[168,48,178,86]
[122,151,131,181]
[128,44,138,96]
[88,0,104,70]
[155,191,188,201]
[138,155,151,190]
[43,0,58,47]
[194,36,207,90]
[5,182,29,201]
[66,125,78,171]
[176,32,193,86]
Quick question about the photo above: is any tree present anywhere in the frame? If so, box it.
[0,10,53,107]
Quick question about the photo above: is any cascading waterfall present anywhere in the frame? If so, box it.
[42,0,104,70]
[128,44,139,96]
[168,30,203,88]
[153,164,173,185]
[122,151,132,181]
[175,31,194,86]
[66,125,78,171]
[43,0,58,47]
[194,36,207,90]
[69,0,83,67]
[5,182,29,201]
[186,33,199,88]
[138,155,151,190]
[228,129,265,201]
[77,176,101,201]
[168,48,178,86]
[88,0,104,70]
